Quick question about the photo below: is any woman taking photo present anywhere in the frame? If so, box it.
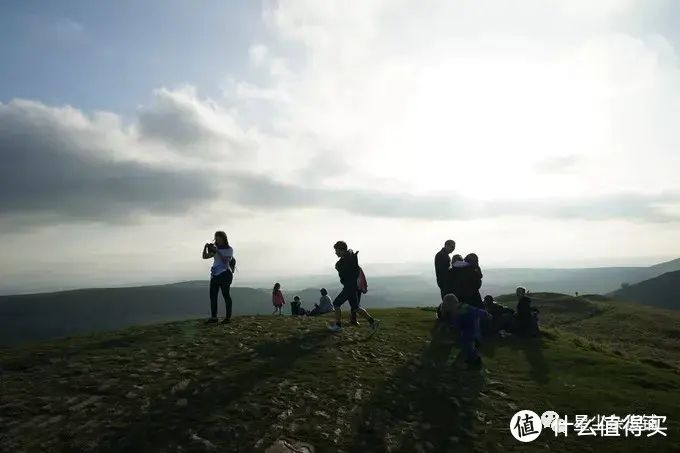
[202,231,235,325]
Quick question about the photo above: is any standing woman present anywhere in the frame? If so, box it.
[202,231,235,325]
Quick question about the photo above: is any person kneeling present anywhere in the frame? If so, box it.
[441,293,491,368]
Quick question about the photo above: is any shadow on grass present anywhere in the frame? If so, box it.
[99,328,332,453]
[348,323,485,453]
[503,333,552,384]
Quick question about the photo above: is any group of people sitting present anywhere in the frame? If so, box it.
[271,284,337,318]
[434,239,540,368]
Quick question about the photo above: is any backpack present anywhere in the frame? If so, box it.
[357,267,368,294]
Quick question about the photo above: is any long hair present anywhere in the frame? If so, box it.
[214,231,229,248]
[272,282,281,294]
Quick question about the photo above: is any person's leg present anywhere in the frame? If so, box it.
[219,271,233,324]
[206,277,220,323]
[350,292,361,325]
[461,338,481,365]
[330,287,351,331]
[351,289,380,331]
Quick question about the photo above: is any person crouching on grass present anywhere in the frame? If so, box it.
[441,293,491,368]
[328,241,380,333]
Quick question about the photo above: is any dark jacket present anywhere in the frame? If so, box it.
[336,250,360,288]
[456,265,483,307]
[434,248,451,288]
[517,296,535,318]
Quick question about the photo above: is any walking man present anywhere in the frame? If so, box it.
[328,241,380,333]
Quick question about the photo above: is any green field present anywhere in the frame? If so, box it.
[1,293,679,452]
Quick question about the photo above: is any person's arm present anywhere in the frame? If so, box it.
[202,243,215,259]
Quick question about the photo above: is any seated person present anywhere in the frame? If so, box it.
[290,296,302,316]
[307,288,334,316]
[441,293,491,368]
[483,295,515,334]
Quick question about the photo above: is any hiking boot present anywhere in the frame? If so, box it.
[204,317,218,325]
[350,320,360,326]
[328,324,343,333]
[221,318,231,325]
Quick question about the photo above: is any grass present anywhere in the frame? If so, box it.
[1,295,679,452]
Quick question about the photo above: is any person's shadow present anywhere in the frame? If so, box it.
[507,332,551,384]
[348,323,486,453]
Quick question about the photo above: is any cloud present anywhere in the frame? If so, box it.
[4,0,680,235]
[0,97,221,228]
[228,172,680,223]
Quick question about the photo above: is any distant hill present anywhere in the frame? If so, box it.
[2,257,680,348]
[608,270,680,310]
[0,278,439,348]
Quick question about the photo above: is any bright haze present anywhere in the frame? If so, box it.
[2,0,680,294]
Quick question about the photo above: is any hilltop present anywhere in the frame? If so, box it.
[608,270,680,310]
[2,293,679,452]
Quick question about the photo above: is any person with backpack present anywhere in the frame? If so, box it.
[328,241,380,333]
[202,231,236,325]
[272,283,285,315]
[457,253,484,309]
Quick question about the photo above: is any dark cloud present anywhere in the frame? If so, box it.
[0,100,217,226]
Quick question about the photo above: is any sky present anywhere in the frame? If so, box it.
[2,0,680,294]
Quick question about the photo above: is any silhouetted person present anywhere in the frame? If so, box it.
[441,293,491,368]
[515,286,539,336]
[202,231,235,325]
[328,241,380,333]
[483,295,514,335]
[434,240,456,300]
[291,296,302,316]
[453,253,484,308]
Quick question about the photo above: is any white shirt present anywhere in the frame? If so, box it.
[211,246,234,276]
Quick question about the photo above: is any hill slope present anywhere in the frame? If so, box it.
[0,279,435,348]
[608,270,680,310]
[2,296,679,452]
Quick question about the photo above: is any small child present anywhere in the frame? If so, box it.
[291,296,302,316]
[272,282,285,315]
[442,293,491,368]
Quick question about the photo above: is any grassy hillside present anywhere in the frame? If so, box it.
[1,295,679,452]
[607,270,680,311]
